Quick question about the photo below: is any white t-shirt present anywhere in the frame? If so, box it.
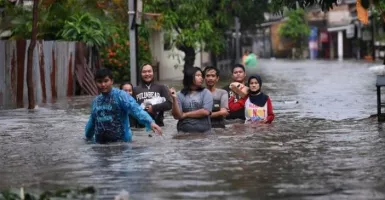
[244,97,267,123]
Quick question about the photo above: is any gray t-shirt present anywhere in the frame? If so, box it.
[176,88,213,133]
[211,89,228,128]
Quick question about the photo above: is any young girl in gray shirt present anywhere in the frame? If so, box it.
[169,67,213,133]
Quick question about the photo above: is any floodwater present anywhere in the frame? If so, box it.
[1,59,385,200]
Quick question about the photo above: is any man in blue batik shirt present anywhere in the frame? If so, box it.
[85,68,162,144]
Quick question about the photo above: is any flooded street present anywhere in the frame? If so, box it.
[1,59,385,199]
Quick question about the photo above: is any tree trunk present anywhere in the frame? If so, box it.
[178,45,195,72]
[27,0,38,109]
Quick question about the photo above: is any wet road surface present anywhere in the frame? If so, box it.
[0,59,385,199]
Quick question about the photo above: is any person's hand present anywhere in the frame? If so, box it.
[229,83,237,90]
[181,112,187,119]
[169,87,177,98]
[150,122,162,135]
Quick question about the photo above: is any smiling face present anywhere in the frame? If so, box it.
[248,78,260,92]
[141,64,154,83]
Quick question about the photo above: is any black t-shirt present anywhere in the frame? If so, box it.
[132,83,172,127]
[222,84,246,120]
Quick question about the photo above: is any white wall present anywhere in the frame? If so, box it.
[149,30,210,81]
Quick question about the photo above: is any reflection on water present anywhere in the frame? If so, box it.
[1,60,385,199]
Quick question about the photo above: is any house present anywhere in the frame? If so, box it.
[253,0,376,60]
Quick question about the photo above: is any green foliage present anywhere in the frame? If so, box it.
[58,12,110,47]
[100,25,152,82]
[37,0,87,40]
[1,0,152,83]
[143,0,275,68]
[278,9,310,43]
[269,0,338,13]
[232,0,268,31]
[145,0,226,54]
[3,0,114,47]
[0,187,96,200]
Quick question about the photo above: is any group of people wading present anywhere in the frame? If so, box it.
[85,63,275,144]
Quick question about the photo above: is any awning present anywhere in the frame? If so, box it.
[327,24,356,39]
[327,24,352,32]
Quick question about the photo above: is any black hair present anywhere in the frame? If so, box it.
[231,64,245,73]
[94,68,113,80]
[181,67,204,95]
[119,82,133,90]
[203,66,220,77]
[139,63,154,84]
[140,63,153,72]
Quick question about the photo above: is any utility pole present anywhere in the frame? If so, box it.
[128,0,138,86]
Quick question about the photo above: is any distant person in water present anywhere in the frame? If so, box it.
[244,50,257,69]
[85,68,162,144]
[203,66,228,128]
[120,82,133,96]
[229,74,275,124]
[169,67,213,133]
[132,64,172,127]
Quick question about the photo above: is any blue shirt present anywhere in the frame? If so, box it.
[85,88,154,143]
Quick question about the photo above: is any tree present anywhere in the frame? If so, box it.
[143,0,345,70]
[27,0,38,109]
[270,0,338,12]
[278,9,310,58]
[144,0,225,69]
[144,0,271,70]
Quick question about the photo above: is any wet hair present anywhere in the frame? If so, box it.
[119,82,133,90]
[181,67,204,95]
[203,66,220,77]
[231,64,245,73]
[94,68,113,80]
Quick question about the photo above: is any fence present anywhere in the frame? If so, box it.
[0,40,88,109]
